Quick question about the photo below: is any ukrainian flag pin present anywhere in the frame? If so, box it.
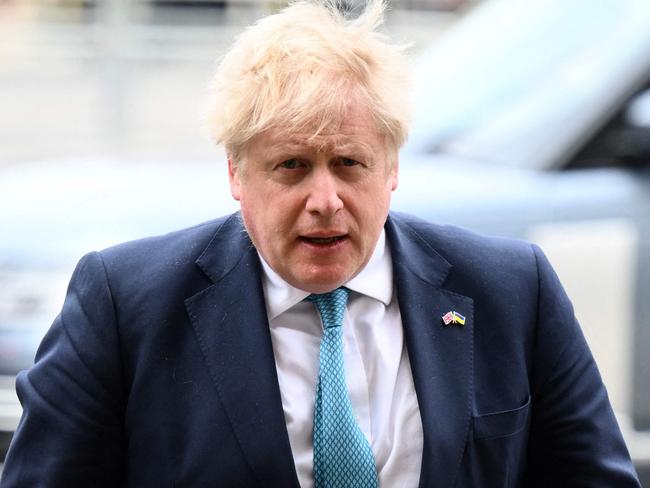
[442,311,466,326]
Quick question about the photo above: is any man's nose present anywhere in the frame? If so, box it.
[304,168,344,216]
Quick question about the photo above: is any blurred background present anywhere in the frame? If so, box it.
[2,0,650,481]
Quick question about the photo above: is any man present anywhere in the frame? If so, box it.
[1,1,640,486]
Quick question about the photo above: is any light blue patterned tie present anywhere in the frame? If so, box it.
[308,288,379,488]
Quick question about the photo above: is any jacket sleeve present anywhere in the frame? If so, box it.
[524,244,640,486]
[1,252,126,487]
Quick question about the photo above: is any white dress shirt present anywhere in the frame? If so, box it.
[259,230,424,488]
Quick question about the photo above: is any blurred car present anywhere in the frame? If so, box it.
[2,0,650,480]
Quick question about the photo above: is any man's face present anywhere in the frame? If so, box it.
[228,101,398,294]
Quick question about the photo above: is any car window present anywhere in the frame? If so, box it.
[405,0,650,171]
[568,84,650,170]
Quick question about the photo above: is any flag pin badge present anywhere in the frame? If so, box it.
[442,311,466,326]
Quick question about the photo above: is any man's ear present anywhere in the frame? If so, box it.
[389,157,399,191]
[228,157,241,201]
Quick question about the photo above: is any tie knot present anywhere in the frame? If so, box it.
[307,287,349,329]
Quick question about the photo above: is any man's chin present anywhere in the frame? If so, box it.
[286,266,354,294]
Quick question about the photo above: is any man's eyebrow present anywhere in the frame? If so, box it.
[263,142,308,157]
[271,142,306,153]
[327,141,374,158]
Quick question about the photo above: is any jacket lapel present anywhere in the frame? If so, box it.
[184,214,299,487]
[386,215,474,488]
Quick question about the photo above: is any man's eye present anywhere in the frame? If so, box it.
[340,157,359,167]
[279,159,301,169]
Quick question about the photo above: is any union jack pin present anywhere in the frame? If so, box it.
[442,311,466,326]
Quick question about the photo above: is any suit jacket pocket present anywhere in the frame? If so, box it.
[473,396,531,440]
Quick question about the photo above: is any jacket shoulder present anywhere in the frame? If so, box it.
[85,213,241,300]
[98,215,233,272]
[389,211,537,279]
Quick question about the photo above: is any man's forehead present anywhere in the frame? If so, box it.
[267,131,376,152]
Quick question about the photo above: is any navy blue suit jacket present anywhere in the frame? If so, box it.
[1,212,640,487]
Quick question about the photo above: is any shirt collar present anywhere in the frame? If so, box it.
[259,230,393,320]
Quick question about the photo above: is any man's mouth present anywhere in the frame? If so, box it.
[300,235,347,245]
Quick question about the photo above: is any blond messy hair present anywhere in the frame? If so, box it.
[204,0,411,162]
